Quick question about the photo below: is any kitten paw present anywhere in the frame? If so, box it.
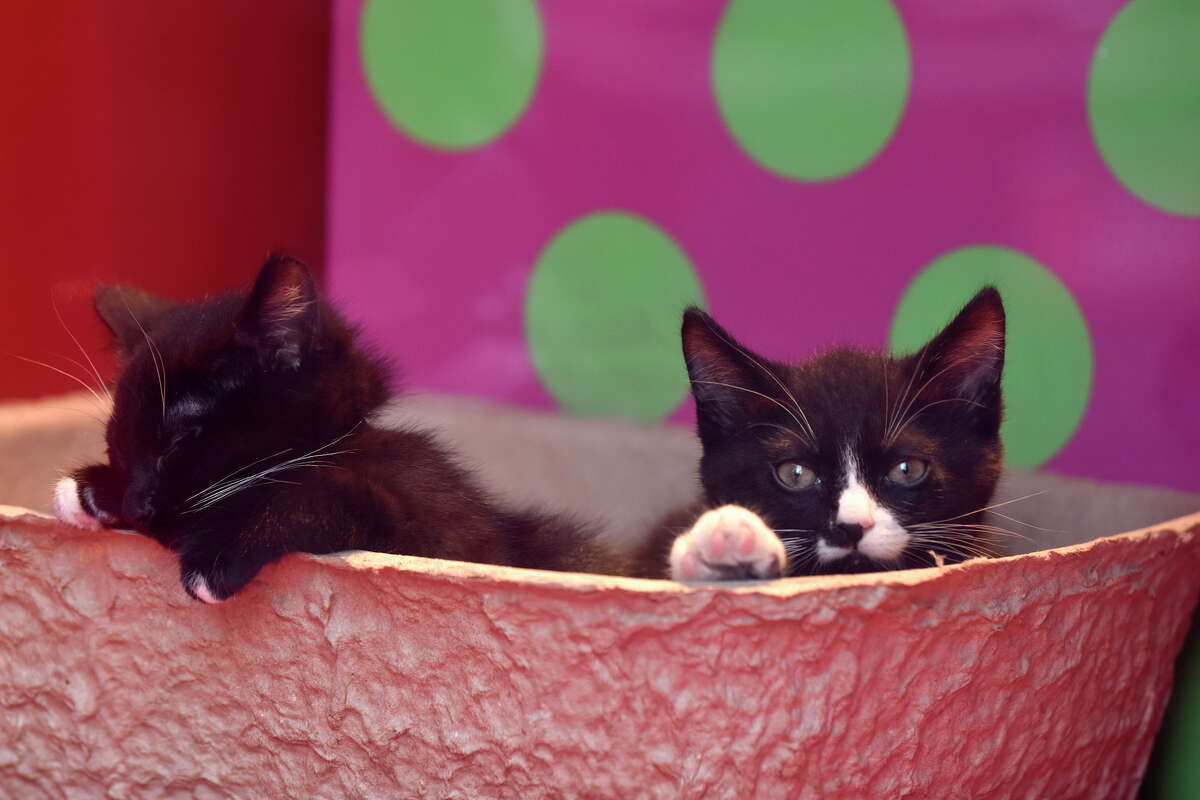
[670,505,785,581]
[53,477,102,530]
[183,572,226,605]
[179,549,269,604]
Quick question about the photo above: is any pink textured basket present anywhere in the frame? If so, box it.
[2,508,1197,798]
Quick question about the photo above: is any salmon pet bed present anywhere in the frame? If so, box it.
[1,392,1198,797]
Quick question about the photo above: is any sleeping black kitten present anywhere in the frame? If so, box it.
[54,255,626,601]
[635,288,1006,580]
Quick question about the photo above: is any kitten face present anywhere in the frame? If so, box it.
[684,289,1005,574]
[75,255,388,539]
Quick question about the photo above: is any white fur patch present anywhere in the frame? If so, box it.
[836,482,877,531]
[857,512,909,561]
[816,540,853,563]
[835,454,909,562]
[53,477,101,530]
[187,574,223,605]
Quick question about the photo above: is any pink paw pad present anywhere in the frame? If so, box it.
[670,505,786,582]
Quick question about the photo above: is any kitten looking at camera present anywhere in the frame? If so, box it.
[55,255,627,601]
[636,288,1006,580]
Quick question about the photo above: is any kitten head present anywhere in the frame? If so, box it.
[683,288,1005,573]
[74,254,388,536]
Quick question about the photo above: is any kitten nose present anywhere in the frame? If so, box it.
[836,523,865,546]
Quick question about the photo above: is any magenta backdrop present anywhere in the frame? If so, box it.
[327,0,1200,493]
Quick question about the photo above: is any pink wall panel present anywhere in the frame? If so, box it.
[327,0,1200,492]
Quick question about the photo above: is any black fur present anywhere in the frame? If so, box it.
[67,255,626,601]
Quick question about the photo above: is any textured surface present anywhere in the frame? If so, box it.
[2,507,1197,799]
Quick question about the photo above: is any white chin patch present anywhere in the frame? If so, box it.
[187,574,224,605]
[816,540,853,563]
[53,477,101,530]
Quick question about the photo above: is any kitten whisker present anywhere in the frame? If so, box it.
[55,353,111,397]
[905,535,993,561]
[907,530,995,551]
[917,492,1048,527]
[11,354,109,408]
[888,352,954,446]
[52,292,112,404]
[909,530,1002,557]
[910,520,1028,536]
[982,510,1066,534]
[909,523,1023,543]
[692,380,815,446]
[885,345,927,445]
[186,447,294,503]
[42,405,109,426]
[785,547,820,576]
[885,353,990,448]
[187,426,363,507]
[120,299,166,418]
[887,397,985,445]
[704,326,818,443]
[186,426,363,511]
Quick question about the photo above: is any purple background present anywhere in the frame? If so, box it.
[327,0,1200,493]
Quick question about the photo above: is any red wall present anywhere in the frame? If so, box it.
[1,2,329,400]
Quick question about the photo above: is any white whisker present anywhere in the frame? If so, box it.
[693,380,814,445]
[919,492,1048,527]
[52,292,112,404]
[186,447,293,503]
[704,326,818,443]
[13,355,108,407]
[887,397,985,445]
[886,346,927,445]
[184,423,365,513]
[886,353,990,447]
[120,299,166,418]
[983,510,1066,534]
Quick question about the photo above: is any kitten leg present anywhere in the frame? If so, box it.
[670,505,785,581]
[178,540,282,604]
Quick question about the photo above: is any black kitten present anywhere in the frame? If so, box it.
[635,288,1006,580]
[54,255,626,601]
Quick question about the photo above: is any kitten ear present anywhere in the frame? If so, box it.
[94,285,176,355]
[234,253,319,370]
[682,307,780,437]
[906,287,1006,428]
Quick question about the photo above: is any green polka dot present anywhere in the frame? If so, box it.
[525,212,707,422]
[889,246,1093,469]
[712,0,910,181]
[1088,0,1200,216]
[360,0,542,150]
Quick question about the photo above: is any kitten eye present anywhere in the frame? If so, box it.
[774,461,818,490]
[168,426,202,449]
[157,426,201,470]
[886,458,928,486]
